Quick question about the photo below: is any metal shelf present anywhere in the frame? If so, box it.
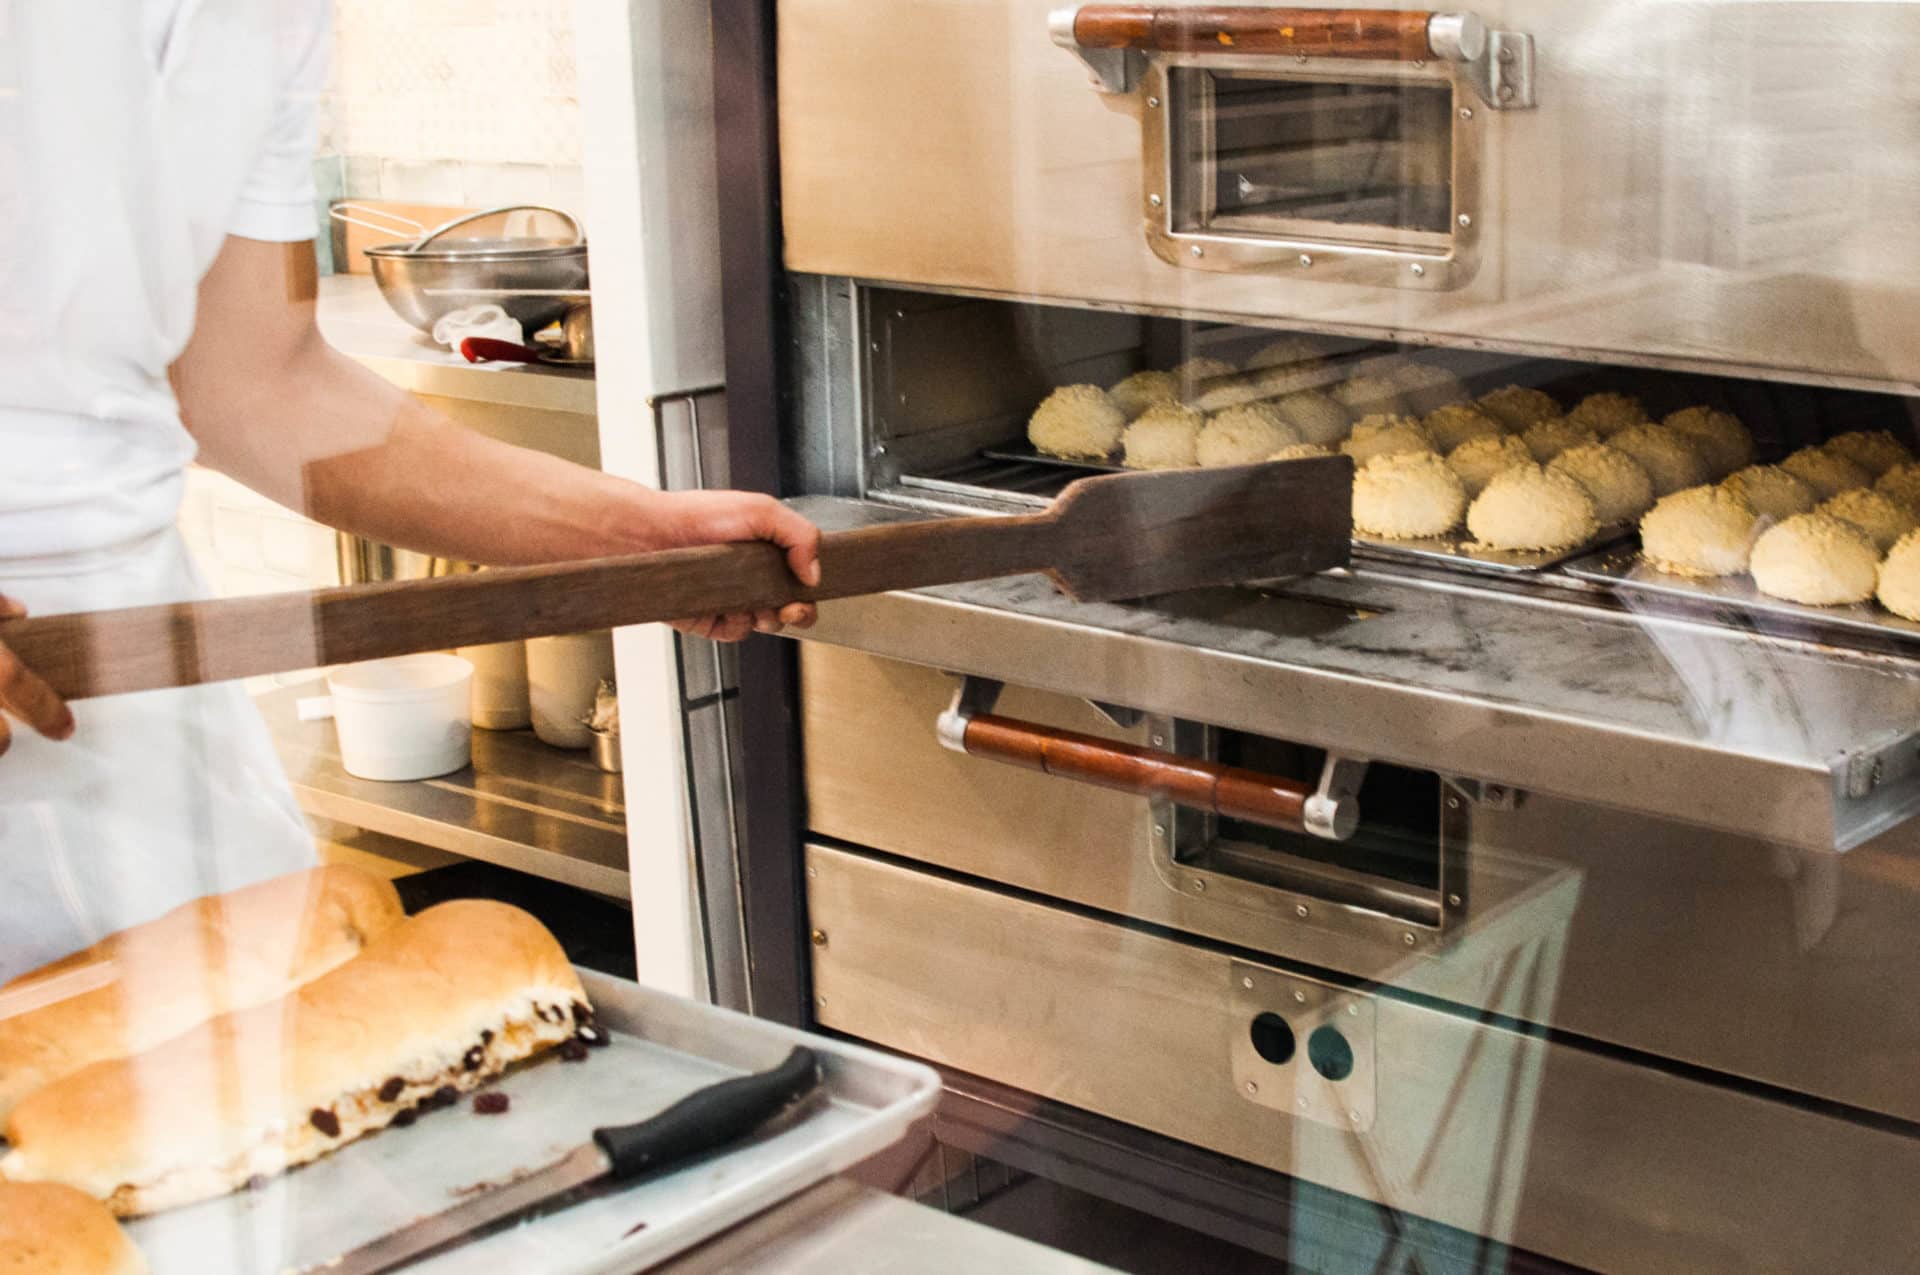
[260,683,630,897]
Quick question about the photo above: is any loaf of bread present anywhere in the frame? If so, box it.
[0,865,404,1123]
[0,1182,147,1275]
[1,900,592,1217]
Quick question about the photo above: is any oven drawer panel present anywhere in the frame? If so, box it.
[807,842,1920,1274]
[801,643,1920,1126]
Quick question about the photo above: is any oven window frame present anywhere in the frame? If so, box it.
[1140,53,1482,291]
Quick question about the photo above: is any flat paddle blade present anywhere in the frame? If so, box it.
[1044,457,1352,602]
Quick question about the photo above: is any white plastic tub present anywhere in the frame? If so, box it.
[316,654,475,781]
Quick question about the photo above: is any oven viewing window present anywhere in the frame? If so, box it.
[1169,69,1455,245]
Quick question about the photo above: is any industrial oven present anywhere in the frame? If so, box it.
[706,2,1920,1270]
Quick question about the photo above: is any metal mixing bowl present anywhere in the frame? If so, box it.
[364,239,590,334]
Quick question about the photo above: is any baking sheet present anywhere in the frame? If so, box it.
[981,443,1128,474]
[1563,544,1920,644]
[110,970,939,1275]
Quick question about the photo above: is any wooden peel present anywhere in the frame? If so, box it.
[1,458,1351,702]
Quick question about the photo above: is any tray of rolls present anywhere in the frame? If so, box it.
[0,866,938,1275]
[1019,338,1737,576]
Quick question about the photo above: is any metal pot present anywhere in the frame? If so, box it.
[333,203,590,335]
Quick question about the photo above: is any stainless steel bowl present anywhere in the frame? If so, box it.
[364,240,590,334]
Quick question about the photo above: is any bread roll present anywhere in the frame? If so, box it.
[1,901,589,1217]
[0,866,403,1124]
[0,1183,146,1275]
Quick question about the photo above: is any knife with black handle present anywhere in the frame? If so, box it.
[308,1046,823,1275]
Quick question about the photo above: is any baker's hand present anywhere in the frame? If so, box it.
[641,491,822,642]
[0,595,75,758]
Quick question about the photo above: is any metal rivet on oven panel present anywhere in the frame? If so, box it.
[1241,976,1254,990]
[1296,55,1308,64]
[872,443,888,457]
[1297,254,1313,269]
[1293,990,1306,1004]
[1457,213,1473,228]
[1409,263,1425,277]
[1245,1081,1259,1095]
[1151,734,1165,747]
[1412,59,1425,68]
[1446,796,1460,810]
[1347,1004,1359,1017]
[1403,932,1417,946]
[1297,1097,1311,1112]
[1149,193,1163,208]
[1348,1110,1363,1124]
[1499,45,1516,64]
[1498,84,1515,102]
[1295,904,1309,919]
[806,865,818,878]
[1147,95,1161,108]
[1191,246,1204,258]
[1191,878,1207,893]
[1459,107,1474,121]
[811,929,828,947]
[816,996,827,1008]
[1153,824,1166,838]
[1448,893,1463,908]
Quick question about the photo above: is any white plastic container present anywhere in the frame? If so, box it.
[316,654,475,781]
[526,631,615,749]
[459,639,532,730]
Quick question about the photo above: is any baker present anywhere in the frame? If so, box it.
[0,3,819,981]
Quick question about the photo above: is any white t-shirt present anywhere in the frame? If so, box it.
[0,0,330,559]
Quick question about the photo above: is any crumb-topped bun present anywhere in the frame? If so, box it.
[1272,390,1352,445]
[1520,416,1598,464]
[1340,414,1433,467]
[1723,464,1817,523]
[1780,446,1870,501]
[1876,462,1920,514]
[1817,488,1918,553]
[1387,363,1472,417]
[1331,375,1406,421]
[1352,452,1466,540]
[1467,464,1598,551]
[0,866,403,1126]
[1638,485,1757,577]
[1476,385,1560,433]
[1549,444,1655,524]
[1566,392,1649,439]
[1749,514,1879,606]
[1609,424,1710,496]
[1106,370,1181,420]
[1663,406,1754,477]
[1242,334,1328,374]
[2,901,590,1217]
[1122,403,1205,469]
[0,1183,146,1275]
[1877,529,1920,621]
[1423,403,1504,453]
[1268,442,1332,461]
[1197,403,1299,467]
[1028,385,1125,459]
[1825,430,1913,479]
[1446,433,1533,498]
[1172,356,1236,398]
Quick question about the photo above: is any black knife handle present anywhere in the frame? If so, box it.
[592,1046,822,1181]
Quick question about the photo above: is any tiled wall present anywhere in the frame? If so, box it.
[315,0,585,241]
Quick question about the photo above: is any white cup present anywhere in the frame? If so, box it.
[460,639,531,730]
[319,654,475,781]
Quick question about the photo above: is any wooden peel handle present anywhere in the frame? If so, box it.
[1070,5,1437,60]
[961,713,1310,831]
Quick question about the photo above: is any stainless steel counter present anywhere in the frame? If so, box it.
[789,495,1920,851]
[656,1180,1117,1274]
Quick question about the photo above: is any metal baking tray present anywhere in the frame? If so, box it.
[982,442,1127,474]
[117,969,939,1275]
[1563,544,1920,644]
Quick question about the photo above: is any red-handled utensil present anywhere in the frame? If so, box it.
[460,336,556,365]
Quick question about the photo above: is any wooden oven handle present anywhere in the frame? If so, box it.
[1065,5,1480,63]
[959,712,1311,832]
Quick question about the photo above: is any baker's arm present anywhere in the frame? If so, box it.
[169,236,818,642]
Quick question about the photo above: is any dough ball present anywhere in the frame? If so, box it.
[1108,370,1181,420]
[1663,406,1754,477]
[1467,464,1599,551]
[1387,362,1473,417]
[1331,375,1407,420]
[1476,384,1561,432]
[1638,484,1757,577]
[1242,334,1328,374]
[1340,414,1434,467]
[1609,424,1711,496]
[1173,356,1237,398]
[1824,430,1913,479]
[1876,462,1920,514]
[1566,392,1649,439]
[1749,513,1880,606]
[1549,444,1656,524]
[1446,433,1534,498]
[1197,403,1300,467]
[1352,451,1466,540]
[1122,403,1205,469]
[1780,446,1871,501]
[1423,403,1504,453]
[1722,465,1817,523]
[1817,488,1918,553]
[1273,390,1353,445]
[1876,529,1920,621]
[1520,416,1599,463]
[1029,384,1125,460]
[1191,376,1277,414]
[1268,442,1333,461]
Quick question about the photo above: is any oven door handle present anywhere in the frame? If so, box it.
[1053,5,1483,65]
[937,688,1361,839]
